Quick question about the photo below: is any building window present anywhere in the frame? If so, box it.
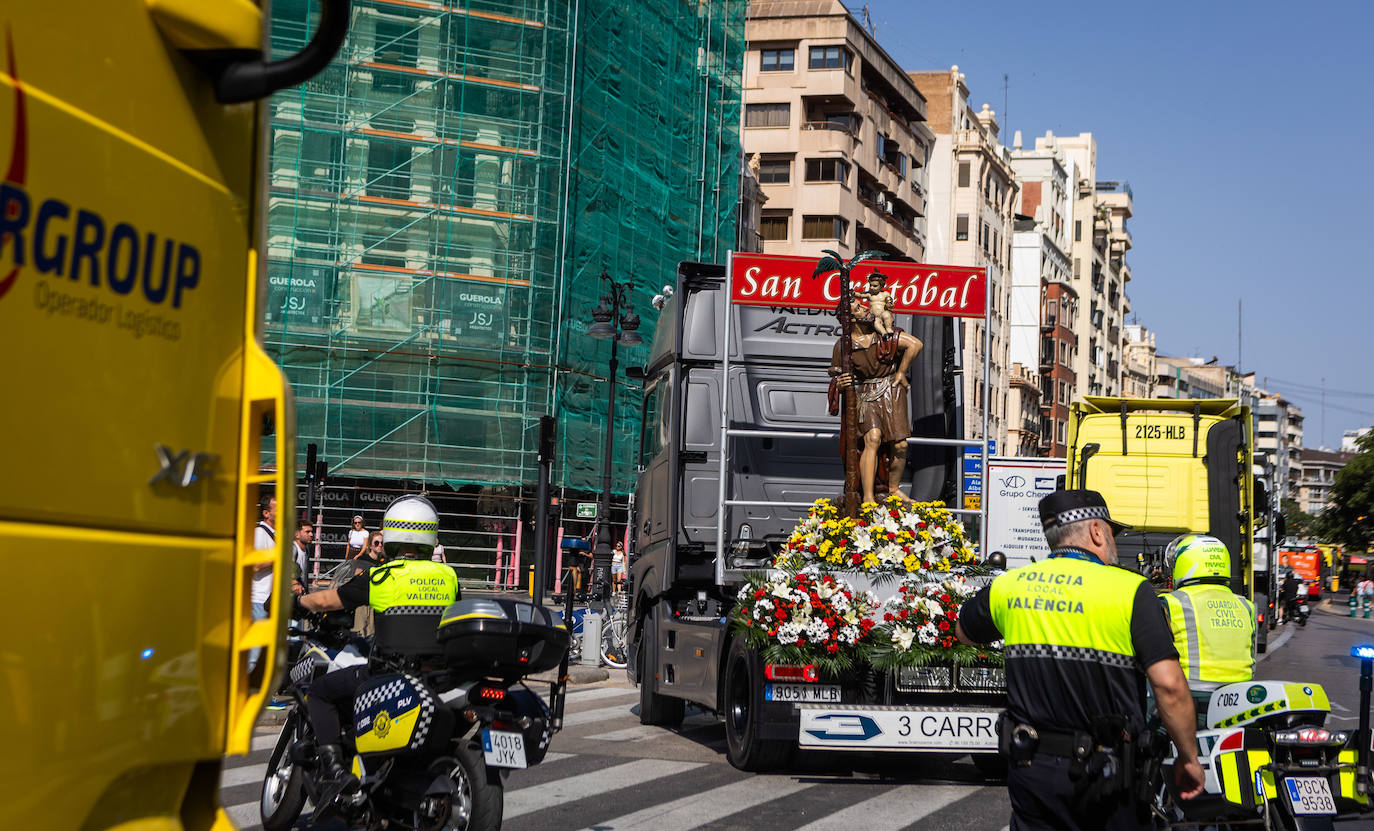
[808,45,852,70]
[802,214,848,241]
[373,18,419,93]
[958,161,970,188]
[1057,420,1067,443]
[759,213,789,241]
[366,141,412,198]
[804,157,849,183]
[299,129,343,189]
[956,214,969,241]
[760,48,794,72]
[758,157,791,183]
[745,103,790,128]
[880,136,906,176]
[1074,220,1082,241]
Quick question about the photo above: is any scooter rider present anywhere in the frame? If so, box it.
[296,495,460,811]
[1160,534,1254,690]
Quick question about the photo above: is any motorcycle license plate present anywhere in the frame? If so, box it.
[1300,604,1310,614]
[1284,777,1336,815]
[481,730,527,769]
[765,683,840,703]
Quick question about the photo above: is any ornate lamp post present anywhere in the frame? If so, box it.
[586,272,642,579]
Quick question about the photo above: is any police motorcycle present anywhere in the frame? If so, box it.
[260,591,571,829]
[1155,674,1374,830]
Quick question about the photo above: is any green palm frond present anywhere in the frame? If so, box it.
[812,256,844,278]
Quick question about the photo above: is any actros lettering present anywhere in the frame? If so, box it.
[0,182,201,308]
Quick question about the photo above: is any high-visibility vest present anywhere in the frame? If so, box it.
[1162,583,1254,685]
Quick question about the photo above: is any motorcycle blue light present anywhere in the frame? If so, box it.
[1351,645,1374,660]
[140,648,154,660]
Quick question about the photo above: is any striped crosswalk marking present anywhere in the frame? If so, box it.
[795,784,973,830]
[560,686,639,703]
[219,762,268,788]
[576,774,816,831]
[560,701,638,727]
[504,759,705,819]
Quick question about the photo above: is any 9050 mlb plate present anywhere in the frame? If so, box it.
[481,729,527,769]
[798,705,999,751]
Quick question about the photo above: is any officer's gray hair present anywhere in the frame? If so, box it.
[1044,518,1097,549]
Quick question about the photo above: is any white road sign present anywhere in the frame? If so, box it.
[985,457,1065,569]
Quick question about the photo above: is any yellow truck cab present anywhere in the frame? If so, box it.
[1066,397,1257,600]
[1,2,345,828]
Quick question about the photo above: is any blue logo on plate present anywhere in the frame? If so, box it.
[804,714,882,742]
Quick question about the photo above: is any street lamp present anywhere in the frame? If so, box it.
[586,272,642,583]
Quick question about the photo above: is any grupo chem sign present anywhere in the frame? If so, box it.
[729,253,987,318]
[985,457,1066,568]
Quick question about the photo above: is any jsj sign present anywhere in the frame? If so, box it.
[730,253,987,318]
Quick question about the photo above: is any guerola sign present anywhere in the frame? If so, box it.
[729,253,986,318]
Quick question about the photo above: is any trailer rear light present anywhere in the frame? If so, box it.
[895,665,952,692]
[764,664,819,682]
[957,666,1005,691]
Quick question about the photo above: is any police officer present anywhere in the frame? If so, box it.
[296,494,460,811]
[1161,534,1254,689]
[957,489,1204,830]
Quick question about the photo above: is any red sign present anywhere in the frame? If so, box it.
[729,253,987,318]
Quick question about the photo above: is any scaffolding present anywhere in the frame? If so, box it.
[262,0,743,500]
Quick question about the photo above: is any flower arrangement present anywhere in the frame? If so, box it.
[777,495,977,576]
[866,575,1003,670]
[731,568,881,674]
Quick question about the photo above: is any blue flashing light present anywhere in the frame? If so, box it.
[1351,645,1374,660]
[140,648,155,660]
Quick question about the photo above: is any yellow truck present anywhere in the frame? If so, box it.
[1066,397,1258,601]
[1,2,346,827]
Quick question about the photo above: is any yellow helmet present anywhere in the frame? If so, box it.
[1167,533,1231,587]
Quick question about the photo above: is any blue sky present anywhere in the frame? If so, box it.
[855,0,1373,449]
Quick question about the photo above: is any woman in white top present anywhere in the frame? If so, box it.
[612,540,627,592]
[346,515,369,557]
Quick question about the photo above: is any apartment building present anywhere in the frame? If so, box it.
[909,67,1017,448]
[744,1,933,262]
[1054,134,1131,397]
[1010,131,1075,456]
[1298,448,1352,516]
[1122,324,1157,399]
[1007,363,1043,457]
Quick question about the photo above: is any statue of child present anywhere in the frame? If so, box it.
[855,271,895,338]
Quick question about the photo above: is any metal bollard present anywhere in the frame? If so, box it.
[581,611,602,667]
[1353,594,1360,617]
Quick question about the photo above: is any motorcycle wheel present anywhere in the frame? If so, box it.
[260,710,308,831]
[415,742,503,831]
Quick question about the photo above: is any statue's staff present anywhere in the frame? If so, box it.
[813,249,882,518]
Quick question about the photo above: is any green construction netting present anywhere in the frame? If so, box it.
[261,0,742,493]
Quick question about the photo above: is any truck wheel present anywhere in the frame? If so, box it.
[638,609,684,728]
[723,637,792,772]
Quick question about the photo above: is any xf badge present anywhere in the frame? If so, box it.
[150,445,219,487]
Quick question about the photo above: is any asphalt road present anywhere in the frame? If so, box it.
[219,597,1374,830]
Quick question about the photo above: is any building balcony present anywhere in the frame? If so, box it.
[800,72,862,110]
[799,121,857,155]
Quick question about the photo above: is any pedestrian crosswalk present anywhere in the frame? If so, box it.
[217,681,1009,831]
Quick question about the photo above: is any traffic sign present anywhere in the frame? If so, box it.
[963,440,996,457]
[963,475,982,494]
[964,494,981,510]
[576,502,598,519]
[964,457,982,477]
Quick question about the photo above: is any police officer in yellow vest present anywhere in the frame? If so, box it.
[297,494,460,811]
[1161,534,1255,689]
[957,489,1204,830]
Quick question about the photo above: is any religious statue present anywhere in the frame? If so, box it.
[853,271,896,338]
[811,251,922,515]
[829,309,922,505]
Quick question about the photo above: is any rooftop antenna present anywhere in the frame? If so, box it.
[1003,73,1009,138]
[1237,298,1242,372]
[862,4,876,37]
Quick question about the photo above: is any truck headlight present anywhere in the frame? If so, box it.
[957,665,1006,692]
[896,665,952,692]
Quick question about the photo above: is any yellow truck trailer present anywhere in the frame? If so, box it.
[1066,397,1258,600]
[1,2,346,827]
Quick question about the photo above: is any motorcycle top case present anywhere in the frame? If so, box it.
[1206,681,1329,729]
[353,673,451,757]
[437,598,570,676]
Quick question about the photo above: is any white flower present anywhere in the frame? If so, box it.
[852,529,873,552]
[893,625,915,650]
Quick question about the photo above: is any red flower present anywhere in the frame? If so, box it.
[889,509,900,519]
[899,609,909,619]
[851,552,862,564]
[884,612,895,622]
[938,621,950,632]
[745,619,752,626]
[796,638,805,647]
[917,521,926,529]
[807,545,818,553]
[887,532,896,541]
[939,593,950,603]
[776,610,788,621]
[838,538,849,547]
[826,642,839,654]
[796,572,807,581]
[754,589,766,599]
[857,519,868,527]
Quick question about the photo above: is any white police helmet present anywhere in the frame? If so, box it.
[381,494,439,558]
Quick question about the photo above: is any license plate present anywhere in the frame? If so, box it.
[1284,776,1336,815]
[1300,604,1310,614]
[798,706,1000,751]
[481,729,527,769]
[765,683,840,703]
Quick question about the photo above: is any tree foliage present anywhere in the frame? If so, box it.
[1320,432,1374,550]
[1281,497,1316,541]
